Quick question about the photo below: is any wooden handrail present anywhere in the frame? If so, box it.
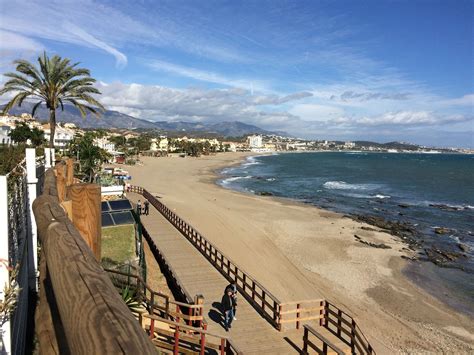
[132,185,283,330]
[131,185,375,353]
[143,314,243,355]
[303,325,346,355]
[33,170,156,354]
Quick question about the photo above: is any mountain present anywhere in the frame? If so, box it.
[5,102,157,129]
[3,102,284,137]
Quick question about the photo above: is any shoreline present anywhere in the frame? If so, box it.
[122,152,474,353]
[214,152,474,317]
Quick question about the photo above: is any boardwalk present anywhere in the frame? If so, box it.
[129,193,303,354]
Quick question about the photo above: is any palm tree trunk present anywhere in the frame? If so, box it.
[49,109,56,148]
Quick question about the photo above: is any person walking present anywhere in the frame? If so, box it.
[137,199,142,215]
[225,283,238,320]
[144,200,150,216]
[221,288,234,331]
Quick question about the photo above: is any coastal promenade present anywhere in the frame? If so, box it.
[128,192,303,354]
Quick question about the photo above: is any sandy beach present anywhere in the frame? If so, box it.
[122,152,474,354]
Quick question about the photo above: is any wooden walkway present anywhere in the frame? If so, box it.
[129,193,303,354]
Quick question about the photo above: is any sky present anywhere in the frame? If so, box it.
[0,0,472,147]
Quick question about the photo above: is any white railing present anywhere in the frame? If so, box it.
[0,148,43,355]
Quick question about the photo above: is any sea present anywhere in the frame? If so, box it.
[219,151,474,315]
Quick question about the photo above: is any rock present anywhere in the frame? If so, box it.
[354,234,391,249]
[360,226,377,232]
[458,243,470,252]
[429,203,463,211]
[398,203,410,208]
[434,227,450,235]
[258,191,273,196]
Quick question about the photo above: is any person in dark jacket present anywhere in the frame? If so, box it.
[221,289,234,331]
[137,200,142,215]
[143,200,150,215]
[225,283,238,320]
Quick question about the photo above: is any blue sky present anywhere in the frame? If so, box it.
[0,0,472,147]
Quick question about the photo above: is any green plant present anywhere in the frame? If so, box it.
[120,286,144,315]
[0,260,21,328]
[0,52,105,148]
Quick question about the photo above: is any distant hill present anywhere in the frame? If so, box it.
[354,140,420,150]
[3,102,285,137]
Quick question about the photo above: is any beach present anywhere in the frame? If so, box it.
[123,153,474,353]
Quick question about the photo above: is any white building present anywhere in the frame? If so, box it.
[247,135,263,149]
[43,124,75,149]
[94,137,116,152]
[0,124,12,145]
[344,141,356,149]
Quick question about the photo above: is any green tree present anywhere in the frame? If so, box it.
[29,127,45,146]
[0,52,105,148]
[8,122,31,143]
[8,121,45,146]
[69,132,109,182]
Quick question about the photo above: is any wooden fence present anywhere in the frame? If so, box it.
[323,301,375,354]
[143,314,243,355]
[105,268,205,328]
[33,167,156,354]
[131,186,282,329]
[131,185,376,354]
[302,324,346,355]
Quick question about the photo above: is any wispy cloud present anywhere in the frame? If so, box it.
[146,59,269,91]
[66,23,127,68]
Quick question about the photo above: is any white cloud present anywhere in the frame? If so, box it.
[146,59,268,91]
[289,104,345,121]
[440,94,474,107]
[66,23,127,68]
[0,30,44,52]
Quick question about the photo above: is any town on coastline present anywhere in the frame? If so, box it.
[1,113,472,160]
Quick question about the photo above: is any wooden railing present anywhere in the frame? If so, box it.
[33,169,156,354]
[105,268,205,327]
[303,325,346,355]
[131,186,282,329]
[130,185,376,353]
[143,314,243,355]
[279,299,325,330]
[323,301,375,354]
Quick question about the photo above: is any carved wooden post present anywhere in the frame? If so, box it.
[68,183,101,260]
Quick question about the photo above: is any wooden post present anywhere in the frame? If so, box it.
[220,338,225,355]
[351,319,356,353]
[320,300,325,326]
[149,319,155,339]
[337,309,342,337]
[200,323,207,355]
[195,294,204,328]
[68,183,101,260]
[303,327,308,355]
[66,158,74,186]
[56,163,66,203]
[278,304,283,331]
[296,303,301,330]
[173,326,179,355]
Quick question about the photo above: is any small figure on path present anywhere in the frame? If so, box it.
[137,199,142,215]
[144,200,150,215]
[225,283,238,320]
[221,289,234,331]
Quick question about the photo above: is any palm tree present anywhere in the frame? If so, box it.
[0,52,105,148]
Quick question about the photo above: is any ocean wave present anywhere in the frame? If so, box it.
[242,156,261,166]
[374,194,391,199]
[221,176,252,185]
[266,178,276,181]
[323,180,380,191]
